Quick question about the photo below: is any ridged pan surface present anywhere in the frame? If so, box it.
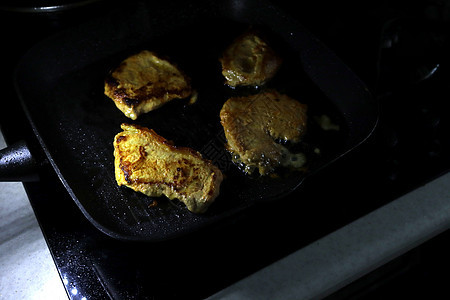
[15,0,377,241]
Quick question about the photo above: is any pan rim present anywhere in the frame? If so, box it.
[13,0,378,241]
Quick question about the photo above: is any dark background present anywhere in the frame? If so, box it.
[1,0,449,299]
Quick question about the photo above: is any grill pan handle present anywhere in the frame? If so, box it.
[0,140,40,182]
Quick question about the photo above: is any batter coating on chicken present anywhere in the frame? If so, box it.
[105,50,192,120]
[114,124,223,213]
[220,90,307,175]
[220,31,282,87]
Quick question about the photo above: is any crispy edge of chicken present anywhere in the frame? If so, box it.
[113,124,223,213]
[105,50,192,120]
[220,90,307,175]
[219,32,282,87]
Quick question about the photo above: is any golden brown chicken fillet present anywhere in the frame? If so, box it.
[220,90,307,175]
[114,124,223,213]
[105,50,192,120]
[220,32,282,87]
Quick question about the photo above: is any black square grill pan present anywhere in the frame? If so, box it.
[13,0,378,241]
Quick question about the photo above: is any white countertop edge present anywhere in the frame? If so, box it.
[0,131,68,300]
[208,172,450,300]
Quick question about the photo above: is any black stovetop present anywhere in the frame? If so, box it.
[1,1,449,299]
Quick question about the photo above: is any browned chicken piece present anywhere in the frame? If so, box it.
[220,31,282,87]
[220,90,307,175]
[113,124,223,213]
[105,50,192,120]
